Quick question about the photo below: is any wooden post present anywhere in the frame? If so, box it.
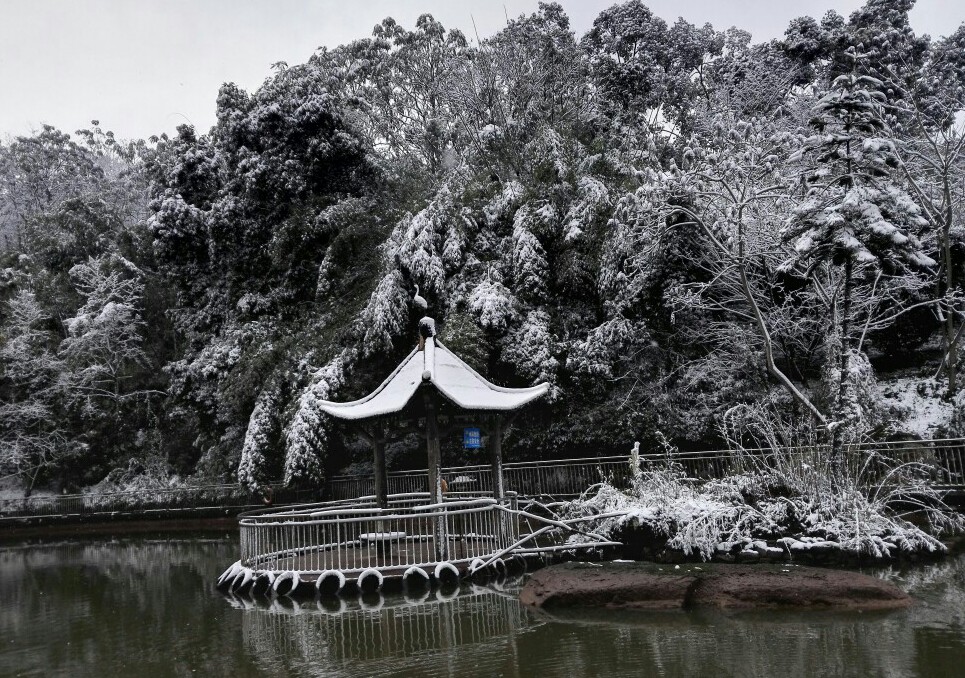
[490,415,504,500]
[424,390,448,561]
[362,424,391,559]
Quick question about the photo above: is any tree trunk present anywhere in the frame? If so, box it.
[831,258,854,478]
[943,176,957,397]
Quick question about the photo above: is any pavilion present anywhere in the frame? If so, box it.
[315,317,548,560]
[218,313,620,595]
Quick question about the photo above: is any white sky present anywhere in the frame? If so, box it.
[1,0,963,142]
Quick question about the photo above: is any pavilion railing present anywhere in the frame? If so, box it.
[239,493,519,576]
[325,438,965,500]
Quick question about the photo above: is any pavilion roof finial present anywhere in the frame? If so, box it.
[413,284,428,312]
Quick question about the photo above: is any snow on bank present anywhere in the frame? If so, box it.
[560,455,961,562]
[0,476,55,502]
[879,375,963,438]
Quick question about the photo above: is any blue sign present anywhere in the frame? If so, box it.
[463,427,482,449]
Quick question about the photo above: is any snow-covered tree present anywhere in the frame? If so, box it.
[284,352,352,486]
[60,255,148,406]
[890,26,965,396]
[785,48,935,461]
[0,291,68,494]
[237,384,280,492]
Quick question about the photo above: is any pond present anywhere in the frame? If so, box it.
[1,531,963,677]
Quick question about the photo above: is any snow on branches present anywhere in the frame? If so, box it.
[468,279,517,333]
[237,385,280,492]
[359,269,409,356]
[511,207,549,301]
[501,309,559,391]
[283,351,353,486]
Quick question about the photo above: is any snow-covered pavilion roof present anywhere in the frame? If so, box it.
[317,337,549,421]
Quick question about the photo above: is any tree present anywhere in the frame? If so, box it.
[581,0,723,131]
[784,48,935,466]
[0,291,69,494]
[890,25,965,396]
[59,255,149,407]
[661,112,830,427]
[148,58,379,482]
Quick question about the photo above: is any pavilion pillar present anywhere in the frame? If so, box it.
[424,390,449,561]
[490,415,504,501]
[373,435,388,510]
[490,414,511,545]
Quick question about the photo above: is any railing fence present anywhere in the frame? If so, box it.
[0,484,320,522]
[3,438,963,522]
[326,438,965,500]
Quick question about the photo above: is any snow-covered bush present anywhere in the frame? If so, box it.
[560,429,964,561]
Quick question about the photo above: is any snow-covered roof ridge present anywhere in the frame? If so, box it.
[315,346,422,420]
[316,336,548,421]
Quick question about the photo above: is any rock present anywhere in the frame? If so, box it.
[519,561,913,611]
[759,546,788,562]
[519,561,696,610]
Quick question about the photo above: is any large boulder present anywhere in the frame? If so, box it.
[519,561,912,611]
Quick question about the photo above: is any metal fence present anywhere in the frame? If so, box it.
[326,438,965,500]
[0,483,320,522]
[4,438,963,523]
[239,493,520,576]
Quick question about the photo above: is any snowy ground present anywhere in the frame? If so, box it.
[0,476,54,501]
[879,374,963,438]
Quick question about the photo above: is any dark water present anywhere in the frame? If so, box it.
[2,533,964,678]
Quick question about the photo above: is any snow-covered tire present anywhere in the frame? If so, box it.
[403,566,431,591]
[217,561,242,590]
[357,568,384,594]
[316,569,346,596]
[434,561,459,587]
[272,571,300,597]
[232,568,254,593]
[468,558,491,584]
[251,572,275,595]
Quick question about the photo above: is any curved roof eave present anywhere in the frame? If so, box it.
[316,337,549,421]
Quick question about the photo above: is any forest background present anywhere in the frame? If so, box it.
[1,0,963,497]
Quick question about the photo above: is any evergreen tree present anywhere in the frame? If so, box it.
[784,48,934,466]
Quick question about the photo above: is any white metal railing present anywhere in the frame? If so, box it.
[239,493,520,576]
[7,440,961,523]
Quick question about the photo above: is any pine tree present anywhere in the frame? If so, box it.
[784,47,934,467]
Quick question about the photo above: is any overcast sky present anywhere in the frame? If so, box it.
[2,0,963,142]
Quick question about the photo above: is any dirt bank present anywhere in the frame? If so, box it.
[519,561,912,611]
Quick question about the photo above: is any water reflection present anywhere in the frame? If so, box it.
[235,586,534,677]
[1,535,963,678]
